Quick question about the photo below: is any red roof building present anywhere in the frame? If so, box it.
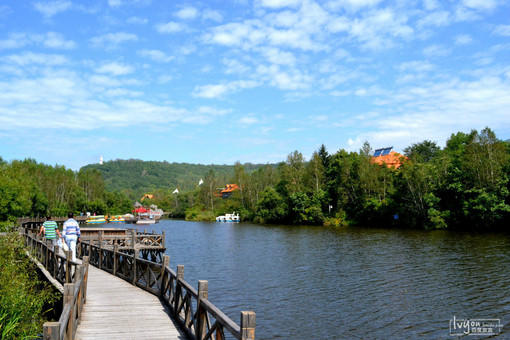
[371,147,407,169]
[219,184,239,198]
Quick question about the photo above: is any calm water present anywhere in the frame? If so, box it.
[134,220,509,339]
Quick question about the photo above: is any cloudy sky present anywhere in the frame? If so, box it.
[1,0,509,169]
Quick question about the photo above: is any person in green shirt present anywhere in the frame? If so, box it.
[37,215,62,251]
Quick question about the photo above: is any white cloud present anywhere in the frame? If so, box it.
[223,58,250,74]
[462,0,499,11]
[137,49,173,63]
[0,32,75,50]
[127,16,148,24]
[326,0,383,12]
[260,47,296,65]
[350,73,510,151]
[493,25,510,37]
[197,106,230,116]
[175,6,198,20]
[203,9,223,22]
[2,52,68,65]
[423,44,451,57]
[33,0,71,18]
[398,60,435,73]
[156,22,185,34]
[104,88,142,97]
[96,62,134,76]
[311,114,328,121]
[0,33,30,49]
[346,9,413,49]
[256,64,312,90]
[455,34,472,45]
[239,116,259,124]
[108,0,122,7]
[417,11,450,28]
[259,0,302,9]
[193,80,258,98]
[43,32,76,49]
[422,0,439,11]
[0,70,224,130]
[157,75,173,84]
[90,32,138,47]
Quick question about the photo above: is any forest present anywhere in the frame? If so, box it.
[1,127,509,231]
[148,127,510,231]
[0,158,132,229]
[82,159,268,200]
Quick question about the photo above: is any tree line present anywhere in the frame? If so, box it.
[0,158,132,226]
[82,159,267,200]
[149,127,509,230]
[1,127,508,231]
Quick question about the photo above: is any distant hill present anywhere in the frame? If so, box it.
[81,159,270,199]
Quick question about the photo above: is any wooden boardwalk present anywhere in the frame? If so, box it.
[76,265,186,340]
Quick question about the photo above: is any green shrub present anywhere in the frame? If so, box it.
[0,233,58,339]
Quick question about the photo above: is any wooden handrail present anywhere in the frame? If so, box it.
[22,229,89,340]
[78,240,255,340]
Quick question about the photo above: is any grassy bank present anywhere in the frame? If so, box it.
[0,232,58,339]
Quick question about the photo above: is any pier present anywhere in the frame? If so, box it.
[20,218,256,340]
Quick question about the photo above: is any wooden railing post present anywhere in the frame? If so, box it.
[63,283,75,340]
[45,240,50,269]
[113,244,118,275]
[43,322,60,340]
[53,245,59,278]
[177,265,184,280]
[82,256,89,303]
[98,231,103,269]
[75,265,84,318]
[174,265,184,313]
[160,255,169,295]
[196,280,208,340]
[241,311,256,340]
[65,250,72,283]
[161,230,165,246]
[132,249,139,285]
[131,229,136,248]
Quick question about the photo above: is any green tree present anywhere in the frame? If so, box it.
[255,187,287,223]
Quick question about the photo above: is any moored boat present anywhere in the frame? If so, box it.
[108,215,125,224]
[86,215,107,224]
[136,218,156,225]
[216,212,240,223]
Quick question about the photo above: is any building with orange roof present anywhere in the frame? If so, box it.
[219,184,239,198]
[371,147,407,169]
[140,193,154,201]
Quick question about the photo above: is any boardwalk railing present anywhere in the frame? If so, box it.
[79,240,256,340]
[23,230,89,340]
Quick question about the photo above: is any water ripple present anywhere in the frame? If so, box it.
[147,221,510,340]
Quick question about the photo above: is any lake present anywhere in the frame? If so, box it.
[135,220,509,339]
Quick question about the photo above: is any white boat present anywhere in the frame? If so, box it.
[136,212,156,225]
[216,212,240,223]
[136,218,156,225]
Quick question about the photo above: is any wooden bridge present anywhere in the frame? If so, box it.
[21,221,256,340]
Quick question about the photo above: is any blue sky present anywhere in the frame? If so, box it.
[1,0,509,169]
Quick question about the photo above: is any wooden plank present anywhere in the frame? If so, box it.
[75,265,185,340]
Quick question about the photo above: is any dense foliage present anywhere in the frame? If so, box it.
[152,128,509,230]
[0,158,132,225]
[82,159,268,201]
[0,233,58,339]
[1,127,508,231]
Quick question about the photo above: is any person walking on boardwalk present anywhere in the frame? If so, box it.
[37,215,61,251]
[63,212,81,261]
